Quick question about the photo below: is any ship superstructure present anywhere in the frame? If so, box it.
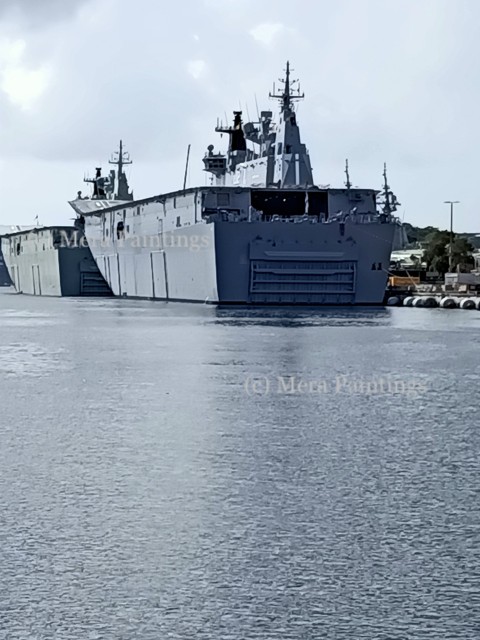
[203,62,313,189]
[72,64,399,305]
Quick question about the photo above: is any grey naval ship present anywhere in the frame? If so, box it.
[0,154,132,296]
[70,63,400,305]
[1,224,112,296]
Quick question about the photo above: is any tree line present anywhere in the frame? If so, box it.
[402,224,477,275]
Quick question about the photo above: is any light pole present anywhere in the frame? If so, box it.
[444,200,459,272]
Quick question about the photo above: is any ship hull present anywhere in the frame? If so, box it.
[0,245,11,286]
[0,228,111,297]
[83,217,395,305]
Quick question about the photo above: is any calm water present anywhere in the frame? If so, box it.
[0,287,479,639]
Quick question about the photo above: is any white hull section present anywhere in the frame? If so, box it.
[0,228,111,297]
[81,193,217,301]
[91,225,218,301]
[1,236,62,296]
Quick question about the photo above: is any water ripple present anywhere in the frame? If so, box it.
[0,291,478,638]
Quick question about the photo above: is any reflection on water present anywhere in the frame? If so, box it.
[214,305,392,327]
[0,290,479,639]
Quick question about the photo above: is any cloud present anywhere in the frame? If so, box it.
[249,22,291,48]
[187,59,208,80]
[0,39,50,110]
[0,0,92,25]
[0,0,479,232]
[2,65,50,111]
[203,0,248,7]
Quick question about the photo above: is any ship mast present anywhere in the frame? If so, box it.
[109,140,133,200]
[109,140,132,178]
[379,163,400,215]
[383,163,391,213]
[345,159,352,191]
[204,62,313,188]
[269,60,304,114]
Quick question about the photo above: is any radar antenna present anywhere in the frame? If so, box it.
[269,61,304,112]
[108,139,134,201]
[109,139,132,178]
[379,163,400,215]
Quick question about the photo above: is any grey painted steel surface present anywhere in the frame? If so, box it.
[72,64,399,305]
[0,227,111,297]
[0,247,11,286]
[214,219,394,305]
[75,188,395,305]
[0,225,33,287]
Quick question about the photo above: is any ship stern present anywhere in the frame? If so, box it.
[213,219,394,305]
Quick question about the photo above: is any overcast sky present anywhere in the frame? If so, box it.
[0,0,478,231]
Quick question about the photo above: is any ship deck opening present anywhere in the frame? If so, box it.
[251,190,328,219]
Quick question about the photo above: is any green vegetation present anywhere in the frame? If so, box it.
[405,223,480,249]
[422,230,475,275]
[403,223,440,245]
